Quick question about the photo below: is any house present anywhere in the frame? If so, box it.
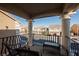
[49,25,62,35]
[33,26,48,34]
[20,25,28,35]
[0,10,21,38]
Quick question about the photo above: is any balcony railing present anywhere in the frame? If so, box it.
[0,35,22,55]
[65,36,79,56]
[70,39,79,56]
[33,34,60,44]
[0,34,69,56]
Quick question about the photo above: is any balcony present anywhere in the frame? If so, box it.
[0,3,79,56]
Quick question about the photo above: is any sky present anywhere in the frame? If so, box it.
[70,10,79,26]
[14,9,79,27]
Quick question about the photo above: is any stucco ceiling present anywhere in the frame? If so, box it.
[0,3,79,19]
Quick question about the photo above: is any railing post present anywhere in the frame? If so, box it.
[5,37,8,55]
[9,36,12,48]
[51,35,52,42]
[57,35,59,44]
[1,38,4,56]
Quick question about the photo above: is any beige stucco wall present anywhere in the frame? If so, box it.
[0,11,16,29]
[0,11,21,38]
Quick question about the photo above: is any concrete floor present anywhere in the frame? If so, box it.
[29,45,60,56]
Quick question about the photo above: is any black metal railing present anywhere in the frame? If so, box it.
[65,36,79,56]
[70,39,79,56]
[0,35,22,55]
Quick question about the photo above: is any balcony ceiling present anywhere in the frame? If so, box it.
[0,3,79,19]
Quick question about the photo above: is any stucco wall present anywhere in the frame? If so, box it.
[0,12,16,29]
[0,11,21,38]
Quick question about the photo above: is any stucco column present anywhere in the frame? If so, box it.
[61,14,71,55]
[27,19,33,47]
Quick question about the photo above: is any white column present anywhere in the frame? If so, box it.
[28,19,33,47]
[61,14,71,55]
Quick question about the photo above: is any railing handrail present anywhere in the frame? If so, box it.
[23,33,60,36]
[0,35,20,39]
[65,36,77,43]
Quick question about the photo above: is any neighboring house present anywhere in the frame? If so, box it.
[0,10,21,38]
[49,25,62,35]
[33,25,62,35]
[20,25,28,35]
[33,26,48,34]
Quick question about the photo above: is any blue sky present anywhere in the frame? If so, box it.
[33,16,61,27]
[70,10,79,26]
[15,9,79,27]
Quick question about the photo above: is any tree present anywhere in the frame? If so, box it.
[42,28,49,36]
[71,24,79,36]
